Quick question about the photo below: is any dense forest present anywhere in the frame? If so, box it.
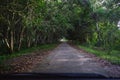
[0,0,120,54]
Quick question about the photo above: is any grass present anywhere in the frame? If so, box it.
[78,45,120,65]
[0,43,58,63]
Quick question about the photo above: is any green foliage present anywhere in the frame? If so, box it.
[0,44,58,63]
[87,0,120,52]
[0,0,71,54]
[79,45,120,65]
[0,0,120,59]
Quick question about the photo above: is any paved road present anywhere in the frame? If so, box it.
[32,43,109,77]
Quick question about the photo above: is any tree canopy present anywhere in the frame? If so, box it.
[0,0,120,54]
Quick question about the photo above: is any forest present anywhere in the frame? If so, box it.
[0,0,120,63]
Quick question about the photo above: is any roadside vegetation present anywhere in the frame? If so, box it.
[79,45,120,65]
[0,43,58,72]
[0,44,58,61]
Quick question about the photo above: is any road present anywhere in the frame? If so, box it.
[32,43,110,77]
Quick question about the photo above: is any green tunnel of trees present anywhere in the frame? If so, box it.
[0,0,120,54]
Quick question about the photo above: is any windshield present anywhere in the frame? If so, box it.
[0,0,120,78]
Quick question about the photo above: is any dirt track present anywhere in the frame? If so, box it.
[32,43,117,77]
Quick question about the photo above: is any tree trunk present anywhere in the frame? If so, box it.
[18,27,25,51]
[10,30,14,53]
[27,37,31,48]
[96,22,101,47]
[4,38,10,49]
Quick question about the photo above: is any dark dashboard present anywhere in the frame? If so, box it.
[0,73,119,80]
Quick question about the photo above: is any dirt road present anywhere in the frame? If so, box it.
[32,43,112,77]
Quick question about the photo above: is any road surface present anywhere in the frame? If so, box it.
[32,43,110,77]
